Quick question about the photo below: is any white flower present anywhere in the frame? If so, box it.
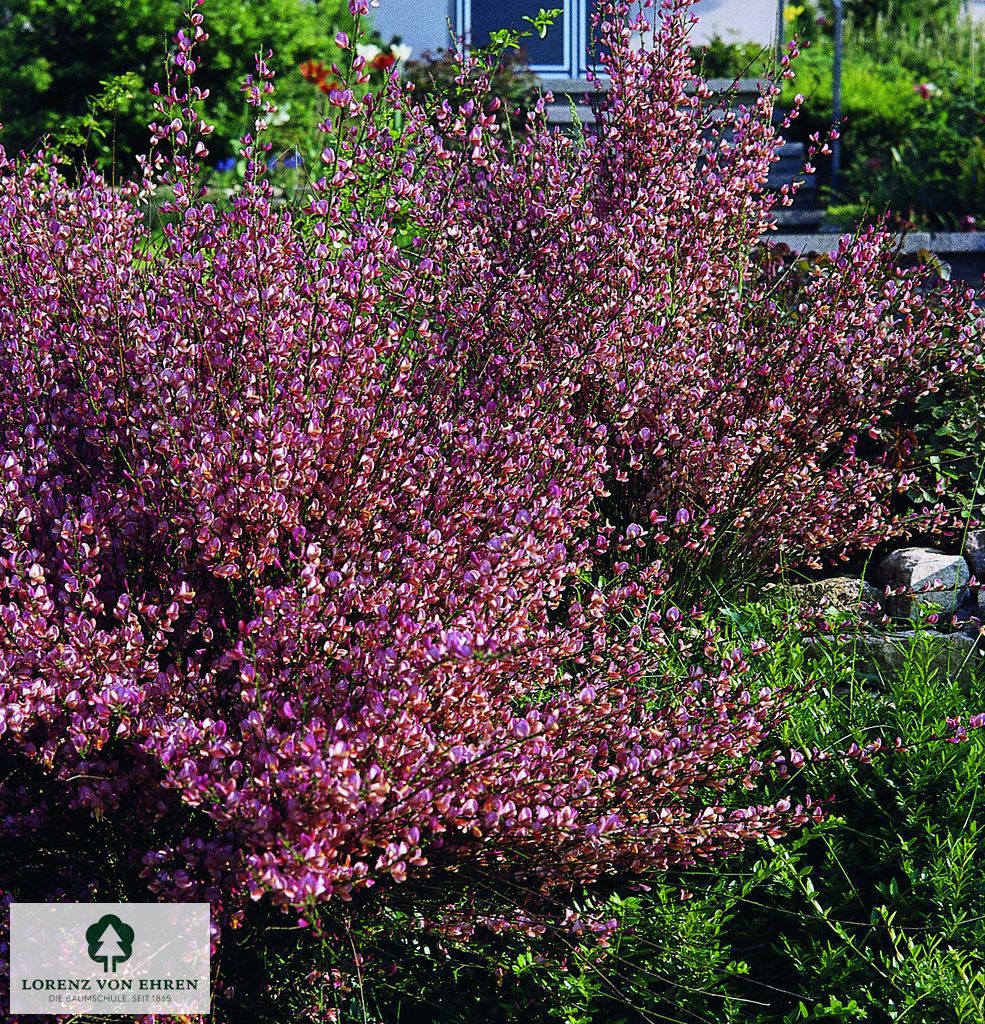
[391,43,413,63]
[356,43,382,62]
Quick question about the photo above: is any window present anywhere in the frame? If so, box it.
[457,0,606,78]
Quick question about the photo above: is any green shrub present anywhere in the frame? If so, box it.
[748,605,985,1022]
[788,11,985,229]
[818,0,962,29]
[691,34,774,80]
[908,359,985,524]
[0,0,353,170]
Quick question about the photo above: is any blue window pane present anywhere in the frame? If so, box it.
[469,0,567,69]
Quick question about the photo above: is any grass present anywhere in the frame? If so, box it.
[698,595,985,1023]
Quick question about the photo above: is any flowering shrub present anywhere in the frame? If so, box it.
[403,46,542,134]
[0,0,980,1014]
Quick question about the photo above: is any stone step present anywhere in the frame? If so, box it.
[543,76,770,128]
[546,103,745,126]
[772,207,825,229]
[541,76,764,102]
[768,168,817,191]
[773,155,805,172]
[765,230,985,283]
[767,230,985,254]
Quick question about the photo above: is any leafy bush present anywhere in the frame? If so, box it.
[0,0,353,170]
[0,0,981,1017]
[722,602,985,1023]
[908,359,985,523]
[789,11,985,229]
[691,34,774,80]
[818,0,962,29]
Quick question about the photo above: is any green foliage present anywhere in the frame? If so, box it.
[788,11,985,229]
[0,0,353,170]
[691,34,774,79]
[908,360,985,522]
[817,0,962,29]
[482,6,563,53]
[750,607,985,1023]
[50,71,148,173]
[523,7,563,41]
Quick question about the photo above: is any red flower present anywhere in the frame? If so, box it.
[299,59,329,87]
[371,51,397,72]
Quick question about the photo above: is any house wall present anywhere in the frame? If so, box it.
[374,0,454,60]
[690,0,778,46]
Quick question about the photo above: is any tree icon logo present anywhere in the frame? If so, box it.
[85,914,135,973]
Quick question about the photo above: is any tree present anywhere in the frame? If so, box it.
[0,0,354,168]
[85,915,134,973]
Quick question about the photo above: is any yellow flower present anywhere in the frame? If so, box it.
[783,4,805,23]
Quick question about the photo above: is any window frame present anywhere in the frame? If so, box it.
[455,0,580,77]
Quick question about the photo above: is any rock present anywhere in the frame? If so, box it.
[873,547,970,618]
[784,576,883,620]
[964,531,985,581]
[805,629,984,684]
[853,630,983,684]
[961,616,985,641]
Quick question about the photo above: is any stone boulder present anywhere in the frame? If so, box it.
[784,576,883,620]
[854,630,983,685]
[805,629,984,685]
[964,530,985,581]
[873,547,971,618]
